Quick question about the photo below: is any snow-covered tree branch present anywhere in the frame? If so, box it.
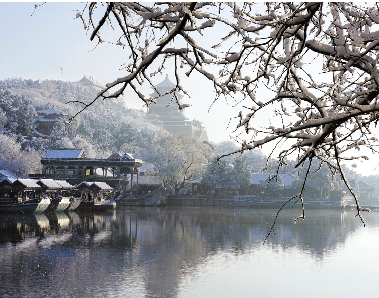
[77,2,379,221]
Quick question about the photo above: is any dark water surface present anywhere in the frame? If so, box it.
[1,207,379,298]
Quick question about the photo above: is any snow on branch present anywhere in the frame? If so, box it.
[78,2,379,223]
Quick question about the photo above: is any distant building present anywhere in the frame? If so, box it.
[77,75,103,90]
[34,107,66,137]
[146,75,209,142]
[36,149,143,191]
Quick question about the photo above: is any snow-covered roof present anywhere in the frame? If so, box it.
[75,181,92,188]
[78,75,103,88]
[108,152,121,160]
[37,179,73,189]
[37,108,63,116]
[121,153,136,161]
[43,149,85,159]
[55,180,73,189]
[35,117,61,123]
[92,182,113,190]
[15,179,41,188]
[156,74,176,89]
[251,173,295,187]
[79,76,92,83]
[0,169,18,180]
[75,181,113,191]
[38,179,62,189]
[281,173,296,187]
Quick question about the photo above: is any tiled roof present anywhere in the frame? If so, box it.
[55,180,74,189]
[43,149,85,159]
[37,108,63,115]
[92,182,113,190]
[16,179,41,188]
[75,181,113,191]
[251,173,295,187]
[0,169,18,180]
[38,179,62,188]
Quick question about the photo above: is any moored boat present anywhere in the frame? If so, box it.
[45,196,71,213]
[38,179,75,213]
[93,198,116,210]
[0,178,50,213]
[0,198,50,213]
[76,181,116,210]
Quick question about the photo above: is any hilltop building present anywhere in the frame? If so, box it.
[146,75,209,142]
[34,107,66,137]
[77,75,103,90]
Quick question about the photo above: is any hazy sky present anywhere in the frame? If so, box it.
[0,2,250,145]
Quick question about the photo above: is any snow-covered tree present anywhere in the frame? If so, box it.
[0,134,42,176]
[16,98,36,136]
[0,107,6,132]
[201,156,251,195]
[75,2,379,222]
[142,134,212,191]
[201,158,236,195]
[233,156,252,192]
[48,121,70,149]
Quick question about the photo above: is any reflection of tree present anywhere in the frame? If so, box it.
[0,208,378,297]
[263,209,360,259]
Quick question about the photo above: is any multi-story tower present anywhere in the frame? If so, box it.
[146,75,208,142]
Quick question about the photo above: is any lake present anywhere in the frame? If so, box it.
[1,206,379,298]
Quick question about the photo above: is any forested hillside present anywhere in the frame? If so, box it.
[0,77,368,199]
[0,78,177,176]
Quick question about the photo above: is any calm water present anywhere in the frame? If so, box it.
[1,206,379,298]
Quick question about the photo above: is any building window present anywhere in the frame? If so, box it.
[85,167,94,176]
[45,167,55,175]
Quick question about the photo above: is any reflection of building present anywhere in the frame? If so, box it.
[38,149,143,191]
[146,75,208,142]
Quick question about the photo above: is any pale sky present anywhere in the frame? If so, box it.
[1,2,378,176]
[0,2,247,145]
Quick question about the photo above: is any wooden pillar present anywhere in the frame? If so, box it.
[136,167,139,197]
[130,168,133,198]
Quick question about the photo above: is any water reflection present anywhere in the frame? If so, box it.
[0,207,378,297]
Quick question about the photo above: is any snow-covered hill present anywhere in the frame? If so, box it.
[0,77,166,176]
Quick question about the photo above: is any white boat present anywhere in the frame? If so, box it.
[0,178,50,213]
[45,196,71,213]
[0,197,50,213]
[93,198,116,210]
[76,181,116,210]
